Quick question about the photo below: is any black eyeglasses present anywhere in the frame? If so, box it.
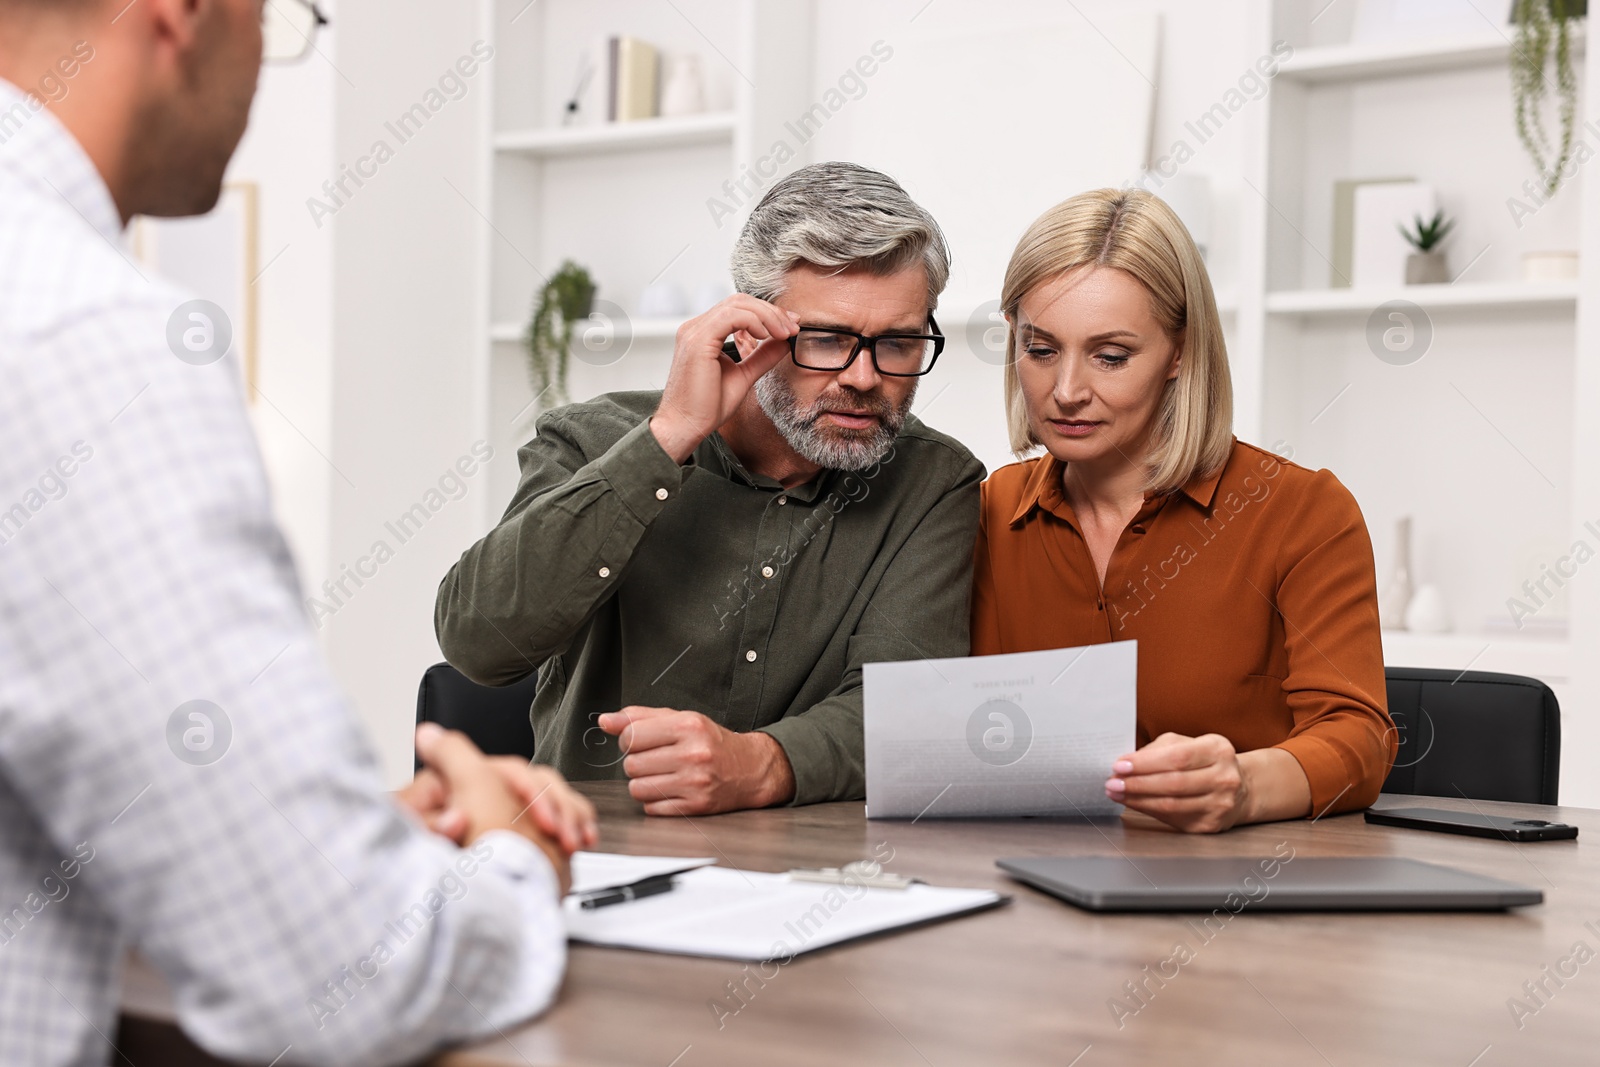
[721,316,946,377]
[263,0,330,64]
[788,316,944,377]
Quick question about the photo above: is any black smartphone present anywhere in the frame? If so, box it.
[721,339,743,364]
[1365,806,1578,842]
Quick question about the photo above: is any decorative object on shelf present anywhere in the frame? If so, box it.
[1353,0,1497,41]
[637,280,688,319]
[1399,209,1455,284]
[1523,249,1580,280]
[562,51,598,127]
[1352,181,1436,287]
[1332,177,1412,288]
[1404,584,1453,633]
[608,36,659,122]
[1510,0,1586,196]
[1378,516,1416,631]
[525,260,596,403]
[659,55,707,118]
[690,278,734,316]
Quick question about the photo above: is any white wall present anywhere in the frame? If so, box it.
[228,2,502,784]
[319,0,503,783]
[806,0,1257,475]
[228,37,337,614]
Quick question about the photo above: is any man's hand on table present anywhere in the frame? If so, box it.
[598,706,797,815]
[395,723,599,893]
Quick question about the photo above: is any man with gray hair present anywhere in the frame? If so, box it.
[437,161,984,813]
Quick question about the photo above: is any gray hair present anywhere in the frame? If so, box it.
[730,162,950,312]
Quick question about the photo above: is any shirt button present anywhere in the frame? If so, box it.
[761,566,775,579]
[776,496,788,506]
[655,488,669,500]
[745,649,758,662]
[598,567,611,578]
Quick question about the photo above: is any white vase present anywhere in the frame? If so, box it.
[659,56,706,118]
[1378,516,1415,631]
[1404,585,1451,634]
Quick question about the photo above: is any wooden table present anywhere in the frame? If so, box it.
[120,785,1600,1066]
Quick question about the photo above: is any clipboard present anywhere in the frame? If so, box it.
[564,863,1007,962]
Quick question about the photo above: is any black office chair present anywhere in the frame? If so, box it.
[1381,667,1560,805]
[414,661,539,770]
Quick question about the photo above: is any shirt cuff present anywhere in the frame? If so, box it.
[1274,734,1377,819]
[593,418,689,526]
[757,717,850,807]
[472,828,562,894]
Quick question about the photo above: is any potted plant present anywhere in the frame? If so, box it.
[1399,210,1454,285]
[1510,0,1587,196]
[525,260,596,403]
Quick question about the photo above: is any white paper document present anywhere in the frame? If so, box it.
[863,642,1137,819]
[564,865,1004,961]
[567,852,717,896]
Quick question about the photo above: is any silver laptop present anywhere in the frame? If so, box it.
[996,856,1542,911]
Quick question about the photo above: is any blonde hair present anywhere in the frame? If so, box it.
[1001,188,1233,495]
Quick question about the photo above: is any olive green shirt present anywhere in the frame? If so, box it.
[434,390,983,804]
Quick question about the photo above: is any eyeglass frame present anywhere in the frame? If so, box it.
[264,0,330,65]
[784,314,946,377]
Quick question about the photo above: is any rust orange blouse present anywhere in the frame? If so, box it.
[972,439,1396,816]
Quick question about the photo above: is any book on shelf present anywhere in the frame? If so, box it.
[1331,177,1413,289]
[607,36,659,122]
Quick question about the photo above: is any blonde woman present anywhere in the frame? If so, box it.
[972,189,1396,833]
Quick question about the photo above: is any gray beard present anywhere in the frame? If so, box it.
[754,372,914,472]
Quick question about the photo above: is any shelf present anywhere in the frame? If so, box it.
[490,318,684,344]
[1277,29,1587,83]
[1264,280,1579,316]
[493,113,737,158]
[1382,630,1570,682]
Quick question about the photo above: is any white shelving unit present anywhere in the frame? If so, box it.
[1264,279,1580,315]
[474,0,815,511]
[1239,1,1597,801]
[487,317,685,344]
[1276,29,1587,83]
[493,111,738,156]
[1380,630,1572,684]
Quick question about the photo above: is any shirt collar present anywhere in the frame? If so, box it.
[1007,441,1232,528]
[0,78,124,244]
[700,430,832,503]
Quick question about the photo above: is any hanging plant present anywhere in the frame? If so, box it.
[1510,0,1586,196]
[525,260,596,404]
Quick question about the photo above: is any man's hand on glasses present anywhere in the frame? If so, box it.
[650,294,799,465]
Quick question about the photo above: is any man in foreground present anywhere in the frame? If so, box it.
[0,2,593,1064]
[437,162,984,815]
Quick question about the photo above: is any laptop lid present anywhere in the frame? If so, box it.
[996,856,1542,911]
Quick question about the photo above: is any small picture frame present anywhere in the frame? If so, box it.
[130,181,260,400]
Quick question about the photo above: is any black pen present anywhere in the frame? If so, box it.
[579,873,678,910]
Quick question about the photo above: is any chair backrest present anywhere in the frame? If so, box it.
[414,662,539,768]
[1382,667,1560,805]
